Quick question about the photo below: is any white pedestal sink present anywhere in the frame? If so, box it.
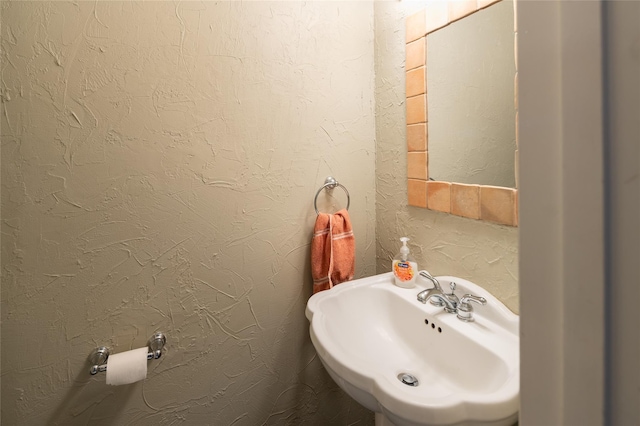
[305,272,519,426]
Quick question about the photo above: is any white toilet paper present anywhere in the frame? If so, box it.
[106,347,148,386]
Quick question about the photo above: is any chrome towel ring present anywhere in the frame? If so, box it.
[314,176,350,215]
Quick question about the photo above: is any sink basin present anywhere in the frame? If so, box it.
[305,272,519,426]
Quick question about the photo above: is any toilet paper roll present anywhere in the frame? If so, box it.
[106,347,148,386]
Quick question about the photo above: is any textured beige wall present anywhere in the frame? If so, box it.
[1,1,376,425]
[374,1,519,313]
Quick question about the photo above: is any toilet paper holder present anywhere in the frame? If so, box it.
[89,332,166,375]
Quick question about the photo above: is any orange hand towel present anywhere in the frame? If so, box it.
[311,209,355,294]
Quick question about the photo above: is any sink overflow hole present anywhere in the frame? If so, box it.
[398,373,419,387]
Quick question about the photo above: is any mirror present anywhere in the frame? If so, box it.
[405,0,519,226]
[428,0,515,188]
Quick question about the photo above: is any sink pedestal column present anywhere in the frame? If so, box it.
[375,412,398,426]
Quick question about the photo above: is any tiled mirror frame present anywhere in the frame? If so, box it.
[405,0,519,227]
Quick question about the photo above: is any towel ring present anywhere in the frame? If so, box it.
[314,176,350,215]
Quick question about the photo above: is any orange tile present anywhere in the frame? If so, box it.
[480,185,517,226]
[451,183,480,219]
[406,66,426,98]
[427,181,451,213]
[406,38,426,71]
[406,94,426,125]
[408,152,428,180]
[407,123,427,152]
[448,0,477,23]
[406,9,426,43]
[408,179,428,208]
[425,1,449,35]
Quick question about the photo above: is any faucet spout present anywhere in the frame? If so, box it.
[416,287,442,304]
[416,287,457,312]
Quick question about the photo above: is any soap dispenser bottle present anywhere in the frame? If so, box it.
[393,237,418,288]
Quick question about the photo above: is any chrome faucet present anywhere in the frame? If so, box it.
[417,271,460,312]
[417,271,482,317]
[417,281,459,313]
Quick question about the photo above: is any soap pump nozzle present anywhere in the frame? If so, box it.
[399,237,410,259]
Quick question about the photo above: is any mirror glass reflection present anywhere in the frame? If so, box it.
[427,0,516,188]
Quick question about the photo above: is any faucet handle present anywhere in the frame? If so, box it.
[456,294,487,322]
[460,294,486,305]
[444,282,460,313]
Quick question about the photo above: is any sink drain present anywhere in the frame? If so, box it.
[397,373,419,387]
